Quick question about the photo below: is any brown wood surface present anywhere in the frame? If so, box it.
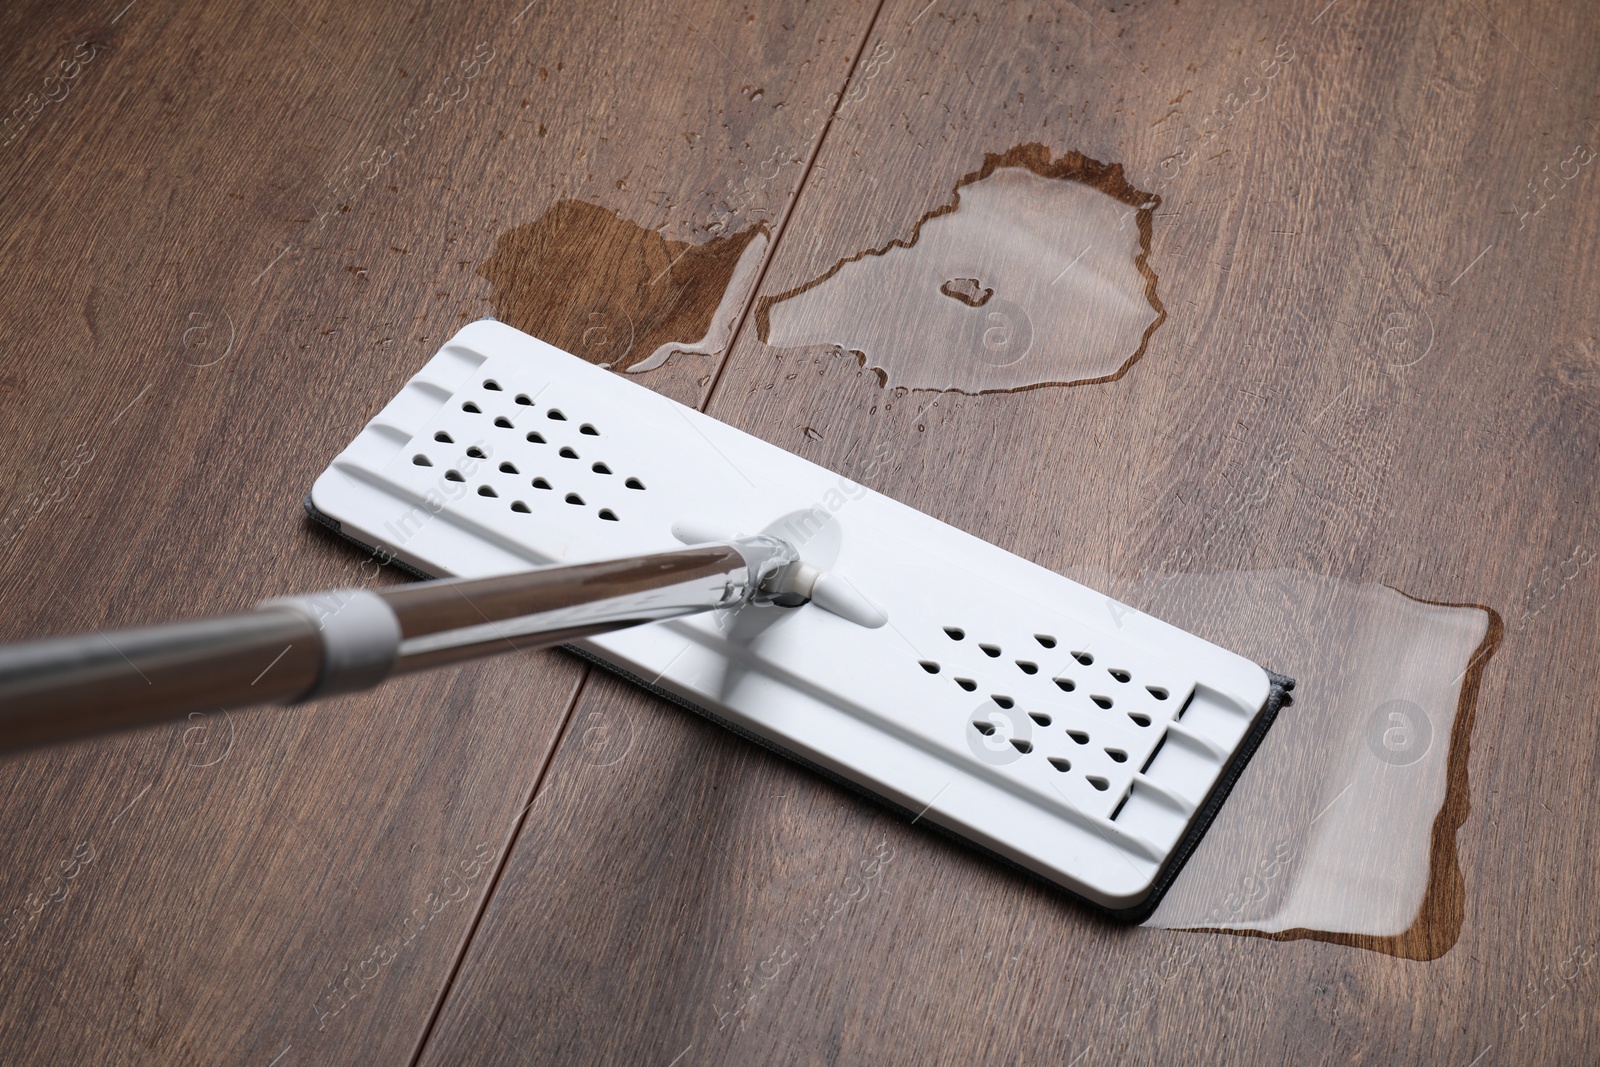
[3,0,1598,1064]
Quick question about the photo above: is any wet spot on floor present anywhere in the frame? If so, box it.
[757,144,1165,394]
[1084,568,1501,960]
[479,199,766,374]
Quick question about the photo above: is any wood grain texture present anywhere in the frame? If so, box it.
[418,0,1600,1064]
[5,0,1600,1064]
[0,0,875,1063]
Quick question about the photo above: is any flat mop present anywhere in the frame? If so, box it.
[0,321,1291,920]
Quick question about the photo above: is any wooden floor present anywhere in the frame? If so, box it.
[2,0,1598,1062]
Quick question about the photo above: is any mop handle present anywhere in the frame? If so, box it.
[0,537,798,753]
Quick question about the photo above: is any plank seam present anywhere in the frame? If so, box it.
[406,4,893,1058]
[404,665,593,1067]
[699,0,893,411]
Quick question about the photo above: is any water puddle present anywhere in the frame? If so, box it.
[1074,569,1499,959]
[478,199,766,374]
[756,144,1164,394]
